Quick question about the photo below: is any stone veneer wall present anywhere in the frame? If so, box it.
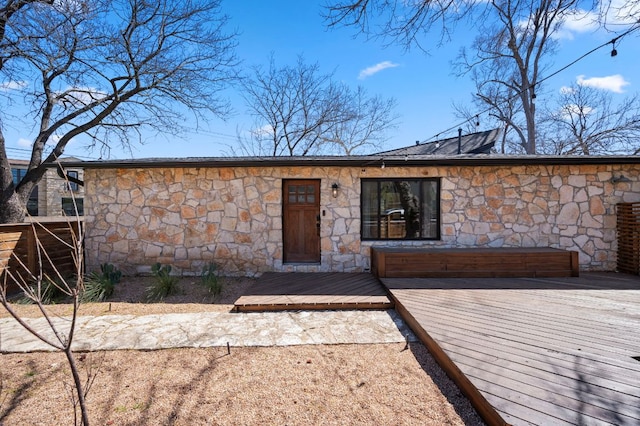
[83,163,640,276]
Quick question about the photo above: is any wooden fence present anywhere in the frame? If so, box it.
[0,219,83,293]
[617,202,640,274]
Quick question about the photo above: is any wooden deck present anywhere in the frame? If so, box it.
[233,272,392,312]
[382,272,640,425]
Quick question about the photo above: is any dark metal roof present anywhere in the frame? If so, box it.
[10,156,83,167]
[57,153,640,169]
[376,128,499,156]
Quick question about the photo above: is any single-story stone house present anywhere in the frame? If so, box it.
[64,153,640,277]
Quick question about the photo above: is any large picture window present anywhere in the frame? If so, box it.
[361,178,440,240]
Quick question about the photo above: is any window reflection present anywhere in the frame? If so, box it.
[361,179,440,240]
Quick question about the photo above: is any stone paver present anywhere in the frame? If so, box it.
[0,310,416,353]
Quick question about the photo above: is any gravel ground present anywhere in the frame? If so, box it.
[0,276,253,319]
[0,276,485,425]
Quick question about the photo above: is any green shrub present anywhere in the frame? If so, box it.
[200,262,222,296]
[81,263,121,302]
[17,277,67,305]
[145,263,180,302]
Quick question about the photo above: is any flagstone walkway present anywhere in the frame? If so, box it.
[0,309,416,353]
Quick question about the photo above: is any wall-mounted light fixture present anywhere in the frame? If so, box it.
[331,183,339,198]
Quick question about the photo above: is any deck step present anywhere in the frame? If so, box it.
[233,272,392,312]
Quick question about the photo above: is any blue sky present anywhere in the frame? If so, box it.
[5,0,640,160]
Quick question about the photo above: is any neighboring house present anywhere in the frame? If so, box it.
[66,153,640,276]
[377,128,499,156]
[9,158,85,217]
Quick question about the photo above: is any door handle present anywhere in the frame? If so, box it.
[316,215,321,236]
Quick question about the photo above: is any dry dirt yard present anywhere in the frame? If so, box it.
[0,277,485,425]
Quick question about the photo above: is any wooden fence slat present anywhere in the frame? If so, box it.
[0,220,83,293]
[617,202,640,274]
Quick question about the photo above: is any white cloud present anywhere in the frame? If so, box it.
[49,134,63,144]
[54,0,88,14]
[17,138,32,147]
[576,74,629,93]
[556,1,640,39]
[0,81,27,91]
[561,103,594,120]
[250,124,275,137]
[56,86,107,107]
[605,0,640,25]
[358,61,400,80]
[559,86,575,94]
[555,9,599,39]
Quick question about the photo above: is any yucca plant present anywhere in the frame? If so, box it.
[200,262,222,297]
[145,263,180,301]
[16,277,67,305]
[81,263,122,302]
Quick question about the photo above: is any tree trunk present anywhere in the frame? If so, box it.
[394,181,420,239]
[0,189,27,224]
[526,100,537,154]
[65,347,91,426]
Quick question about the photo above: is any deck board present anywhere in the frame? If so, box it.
[234,272,392,312]
[399,292,640,355]
[382,272,640,425]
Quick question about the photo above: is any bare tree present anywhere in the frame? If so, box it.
[453,69,526,154]
[472,82,526,154]
[325,0,582,154]
[0,189,92,424]
[455,0,578,154]
[0,0,239,224]
[236,55,398,156]
[539,83,640,155]
[324,0,475,50]
[314,86,399,155]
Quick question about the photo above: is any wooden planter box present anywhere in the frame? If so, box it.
[371,247,579,278]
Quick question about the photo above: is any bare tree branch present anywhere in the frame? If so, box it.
[1,0,240,223]
[324,0,475,50]
[237,55,397,156]
[1,188,91,423]
[539,83,640,155]
[324,0,594,154]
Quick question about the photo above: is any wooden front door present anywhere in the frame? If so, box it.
[283,180,320,263]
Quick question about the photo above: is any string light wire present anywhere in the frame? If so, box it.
[418,20,640,145]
